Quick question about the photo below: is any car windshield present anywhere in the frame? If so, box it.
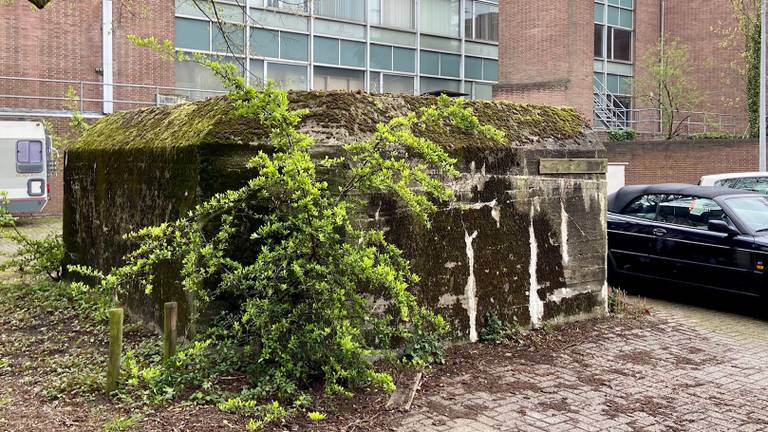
[726,196,768,232]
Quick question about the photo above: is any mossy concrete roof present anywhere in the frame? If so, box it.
[72,91,591,152]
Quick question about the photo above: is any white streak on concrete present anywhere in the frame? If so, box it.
[464,229,479,342]
[437,293,461,307]
[444,261,459,268]
[547,287,576,304]
[560,200,569,266]
[528,199,544,328]
[491,204,501,228]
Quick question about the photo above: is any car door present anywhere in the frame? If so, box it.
[608,194,668,278]
[652,195,757,293]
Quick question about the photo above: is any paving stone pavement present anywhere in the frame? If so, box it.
[0,216,61,259]
[397,299,768,432]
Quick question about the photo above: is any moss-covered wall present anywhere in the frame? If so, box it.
[64,91,607,339]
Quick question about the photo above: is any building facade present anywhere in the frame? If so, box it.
[0,0,499,123]
[496,0,749,135]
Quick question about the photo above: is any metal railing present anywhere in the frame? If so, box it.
[593,106,746,136]
[592,78,629,130]
[0,75,228,117]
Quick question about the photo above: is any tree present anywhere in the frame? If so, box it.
[637,37,701,140]
[725,0,761,137]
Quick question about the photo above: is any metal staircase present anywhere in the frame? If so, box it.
[593,77,628,130]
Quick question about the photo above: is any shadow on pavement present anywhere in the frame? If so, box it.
[620,277,765,320]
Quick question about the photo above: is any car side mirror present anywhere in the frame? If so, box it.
[707,220,738,236]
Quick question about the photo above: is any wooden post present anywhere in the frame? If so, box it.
[106,308,124,393]
[163,302,178,360]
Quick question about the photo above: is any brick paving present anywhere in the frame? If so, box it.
[397,299,768,432]
[0,217,61,258]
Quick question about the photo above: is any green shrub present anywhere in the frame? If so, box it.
[73,51,506,424]
[688,131,746,140]
[607,128,636,141]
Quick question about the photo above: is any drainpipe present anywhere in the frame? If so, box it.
[102,0,114,114]
[658,0,665,134]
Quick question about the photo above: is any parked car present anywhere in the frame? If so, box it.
[699,172,768,194]
[607,183,768,302]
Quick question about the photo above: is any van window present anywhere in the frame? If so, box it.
[16,140,44,173]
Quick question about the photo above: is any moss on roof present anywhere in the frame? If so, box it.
[72,91,588,151]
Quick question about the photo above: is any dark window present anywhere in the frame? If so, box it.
[621,194,665,220]
[716,177,768,195]
[657,196,726,229]
[594,24,604,58]
[612,28,632,61]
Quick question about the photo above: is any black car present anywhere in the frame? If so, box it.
[607,183,768,302]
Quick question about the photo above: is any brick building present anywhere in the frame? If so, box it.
[496,0,751,135]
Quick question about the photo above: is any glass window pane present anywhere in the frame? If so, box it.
[420,77,460,94]
[264,0,309,13]
[620,9,633,28]
[606,74,620,93]
[372,0,415,29]
[315,0,365,22]
[314,18,366,38]
[474,2,498,42]
[370,28,416,46]
[465,41,497,57]
[382,74,414,94]
[440,53,460,77]
[612,28,632,61]
[176,0,207,18]
[420,51,440,75]
[621,0,633,8]
[482,59,498,81]
[249,59,265,85]
[594,24,604,58]
[212,23,244,54]
[175,18,210,51]
[473,83,493,100]
[370,44,392,70]
[16,141,29,163]
[369,71,382,93]
[607,6,620,26]
[392,47,415,72]
[249,9,308,32]
[29,141,43,164]
[314,36,339,64]
[420,0,460,37]
[594,3,604,23]
[465,56,482,80]
[250,28,280,58]
[340,40,365,67]
[464,1,473,38]
[313,66,365,91]
[421,35,461,53]
[176,58,226,91]
[268,62,308,90]
[619,76,632,95]
[212,3,244,22]
[280,32,308,61]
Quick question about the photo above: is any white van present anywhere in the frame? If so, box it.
[0,121,52,214]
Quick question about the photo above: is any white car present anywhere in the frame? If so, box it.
[698,172,768,194]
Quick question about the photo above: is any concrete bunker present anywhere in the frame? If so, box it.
[63,91,608,338]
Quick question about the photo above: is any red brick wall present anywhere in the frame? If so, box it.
[495,0,594,119]
[605,139,759,185]
[0,0,175,113]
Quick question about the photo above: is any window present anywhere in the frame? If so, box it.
[249,9,308,32]
[16,141,44,174]
[420,77,460,94]
[594,24,604,58]
[383,75,415,94]
[465,1,498,42]
[715,177,768,195]
[250,29,307,61]
[370,44,392,70]
[314,37,339,64]
[420,51,459,78]
[313,66,365,91]
[175,18,210,51]
[726,196,768,232]
[315,0,365,22]
[420,0,460,37]
[267,63,308,90]
[370,0,414,29]
[341,40,365,67]
[212,23,245,54]
[612,28,632,61]
[264,0,308,13]
[657,197,726,229]
[370,45,415,73]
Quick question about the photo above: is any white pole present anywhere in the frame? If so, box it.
[760,0,766,171]
[102,0,114,114]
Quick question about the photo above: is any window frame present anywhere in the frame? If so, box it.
[15,140,45,174]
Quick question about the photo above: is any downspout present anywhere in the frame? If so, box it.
[102,0,114,114]
[658,0,665,134]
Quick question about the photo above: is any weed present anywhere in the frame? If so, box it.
[480,312,523,344]
[102,414,142,432]
[307,411,327,422]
